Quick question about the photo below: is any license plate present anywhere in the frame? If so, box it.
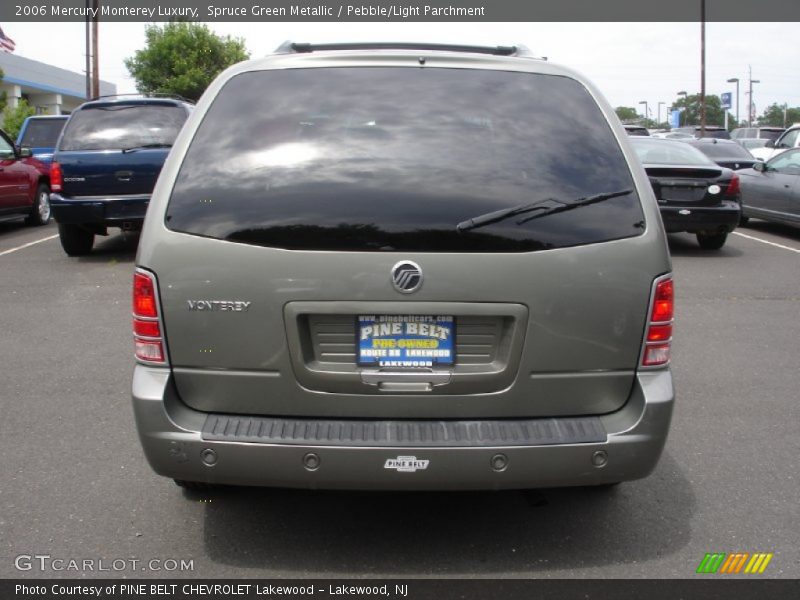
[661,186,705,202]
[357,315,455,367]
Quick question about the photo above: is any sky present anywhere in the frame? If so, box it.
[4,21,800,124]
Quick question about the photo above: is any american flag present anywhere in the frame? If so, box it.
[0,26,15,53]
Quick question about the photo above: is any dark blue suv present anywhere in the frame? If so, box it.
[50,96,193,256]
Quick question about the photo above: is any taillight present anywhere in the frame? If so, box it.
[725,173,740,197]
[50,161,63,192]
[132,269,167,364]
[642,276,674,367]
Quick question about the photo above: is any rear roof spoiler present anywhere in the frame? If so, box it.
[274,41,543,59]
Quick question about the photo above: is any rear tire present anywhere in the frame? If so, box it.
[173,479,217,491]
[25,183,51,226]
[696,232,728,250]
[739,215,750,227]
[58,223,94,256]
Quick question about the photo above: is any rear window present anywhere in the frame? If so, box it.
[167,67,643,253]
[758,129,784,141]
[699,129,731,139]
[19,118,66,147]
[625,126,649,136]
[59,103,186,151]
[631,138,717,166]
[693,142,753,159]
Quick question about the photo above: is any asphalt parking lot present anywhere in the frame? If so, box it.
[1,220,798,579]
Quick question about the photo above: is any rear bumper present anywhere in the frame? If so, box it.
[50,193,149,225]
[659,200,741,234]
[132,366,675,490]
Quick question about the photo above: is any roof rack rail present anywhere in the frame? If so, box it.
[88,92,192,103]
[274,41,538,58]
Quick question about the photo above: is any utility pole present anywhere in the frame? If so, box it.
[84,0,91,100]
[657,101,665,127]
[700,0,706,137]
[91,0,100,99]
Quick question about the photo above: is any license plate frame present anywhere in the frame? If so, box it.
[356,315,456,367]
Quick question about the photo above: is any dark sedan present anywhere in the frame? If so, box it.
[737,147,800,228]
[630,137,741,249]
[686,138,759,171]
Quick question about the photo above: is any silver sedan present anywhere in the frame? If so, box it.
[737,148,800,227]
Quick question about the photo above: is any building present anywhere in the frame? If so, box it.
[0,52,116,115]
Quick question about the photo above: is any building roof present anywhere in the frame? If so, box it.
[0,51,115,99]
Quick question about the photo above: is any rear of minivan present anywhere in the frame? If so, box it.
[132,44,675,491]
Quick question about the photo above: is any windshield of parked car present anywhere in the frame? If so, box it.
[59,103,186,151]
[776,128,799,148]
[166,67,644,253]
[694,142,753,159]
[630,138,717,166]
[19,118,67,148]
[767,148,800,173]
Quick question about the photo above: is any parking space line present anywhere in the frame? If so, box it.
[732,231,800,254]
[0,234,59,257]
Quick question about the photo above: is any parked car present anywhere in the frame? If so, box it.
[624,124,650,136]
[50,96,193,256]
[685,138,759,171]
[672,125,731,139]
[737,147,800,228]
[132,42,675,493]
[15,115,69,166]
[629,137,741,249]
[0,128,51,226]
[730,126,784,141]
[749,124,800,162]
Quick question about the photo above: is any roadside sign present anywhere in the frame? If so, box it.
[669,110,681,129]
[721,92,732,110]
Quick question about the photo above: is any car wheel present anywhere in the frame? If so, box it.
[25,183,51,226]
[739,215,750,227]
[173,479,218,491]
[696,232,728,250]
[58,223,94,256]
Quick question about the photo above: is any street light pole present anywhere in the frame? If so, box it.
[639,100,649,125]
[677,91,688,126]
[749,78,760,127]
[727,77,740,125]
[657,102,665,127]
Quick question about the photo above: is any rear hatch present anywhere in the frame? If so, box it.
[55,101,186,198]
[142,64,668,420]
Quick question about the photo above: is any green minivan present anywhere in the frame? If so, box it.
[131,42,675,491]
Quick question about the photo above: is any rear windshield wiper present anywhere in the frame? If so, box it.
[456,189,634,232]
[122,143,173,153]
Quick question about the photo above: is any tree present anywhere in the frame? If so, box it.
[615,106,640,123]
[2,98,35,139]
[670,93,734,129]
[125,23,249,102]
[758,103,800,127]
